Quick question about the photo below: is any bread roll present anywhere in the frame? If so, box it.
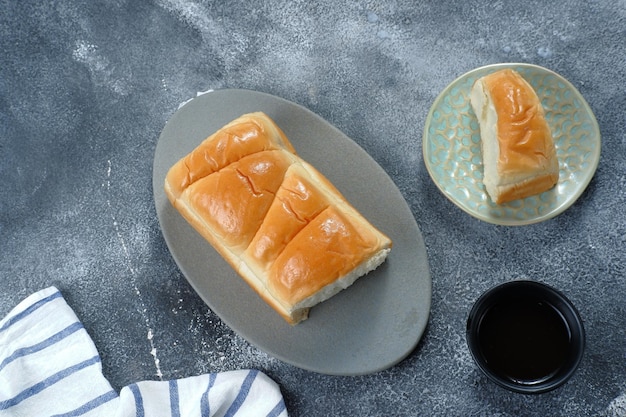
[470,69,559,204]
[165,112,392,324]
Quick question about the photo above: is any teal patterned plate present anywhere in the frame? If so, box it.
[423,63,601,226]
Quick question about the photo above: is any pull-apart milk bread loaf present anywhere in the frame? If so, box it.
[470,69,559,204]
[164,112,392,324]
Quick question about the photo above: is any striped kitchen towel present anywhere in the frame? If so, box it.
[0,287,288,417]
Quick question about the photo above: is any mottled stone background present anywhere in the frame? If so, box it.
[1,0,625,415]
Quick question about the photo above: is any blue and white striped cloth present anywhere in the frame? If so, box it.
[0,287,288,417]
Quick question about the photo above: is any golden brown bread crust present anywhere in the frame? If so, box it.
[185,150,294,251]
[165,112,392,324]
[165,115,296,202]
[471,69,559,204]
[485,70,556,175]
[493,172,559,204]
[268,205,383,306]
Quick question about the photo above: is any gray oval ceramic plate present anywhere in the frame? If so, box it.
[423,63,601,226]
[153,89,431,375]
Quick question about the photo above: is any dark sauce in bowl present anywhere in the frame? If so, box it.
[478,299,571,383]
[466,281,585,394]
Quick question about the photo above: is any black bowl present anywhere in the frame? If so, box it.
[466,280,585,394]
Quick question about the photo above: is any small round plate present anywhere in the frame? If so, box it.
[153,89,431,375]
[423,63,601,226]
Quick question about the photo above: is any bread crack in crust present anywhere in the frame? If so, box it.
[165,112,392,324]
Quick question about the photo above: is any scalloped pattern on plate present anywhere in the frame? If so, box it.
[423,63,601,225]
